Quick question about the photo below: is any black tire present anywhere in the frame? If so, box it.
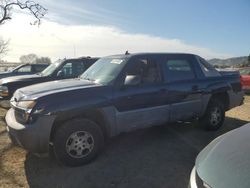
[53,118,104,167]
[200,98,225,131]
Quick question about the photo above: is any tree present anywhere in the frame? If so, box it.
[19,54,51,64]
[248,54,250,64]
[19,53,38,64]
[0,0,47,25]
[0,38,8,59]
[0,1,47,59]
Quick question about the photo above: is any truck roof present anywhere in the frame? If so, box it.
[105,52,197,59]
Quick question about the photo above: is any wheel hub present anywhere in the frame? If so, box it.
[66,131,94,158]
[210,107,221,126]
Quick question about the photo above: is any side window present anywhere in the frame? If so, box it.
[125,58,161,86]
[60,62,73,77]
[198,57,220,77]
[165,59,195,82]
[16,65,32,73]
[33,65,47,73]
[72,62,86,76]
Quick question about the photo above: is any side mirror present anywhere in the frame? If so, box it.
[57,70,64,77]
[124,75,141,86]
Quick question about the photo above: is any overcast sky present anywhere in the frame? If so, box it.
[0,0,249,62]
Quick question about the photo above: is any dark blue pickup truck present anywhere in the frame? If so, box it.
[5,53,244,166]
[0,57,98,100]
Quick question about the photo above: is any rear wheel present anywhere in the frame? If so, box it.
[200,98,225,131]
[53,118,104,167]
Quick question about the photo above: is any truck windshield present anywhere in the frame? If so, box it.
[81,57,127,85]
[40,60,63,76]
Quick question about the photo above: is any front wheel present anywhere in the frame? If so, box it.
[200,98,225,131]
[53,118,104,167]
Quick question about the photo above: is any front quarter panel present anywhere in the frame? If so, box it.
[34,86,113,122]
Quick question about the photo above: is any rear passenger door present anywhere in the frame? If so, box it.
[164,56,202,122]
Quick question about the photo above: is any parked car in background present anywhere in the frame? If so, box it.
[0,57,98,100]
[5,53,244,166]
[239,67,250,93]
[189,123,250,188]
[0,63,49,79]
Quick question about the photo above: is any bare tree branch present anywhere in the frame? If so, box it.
[0,0,47,25]
[0,38,9,59]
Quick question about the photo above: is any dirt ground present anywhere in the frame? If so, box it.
[0,96,249,188]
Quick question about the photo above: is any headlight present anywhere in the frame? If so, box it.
[0,86,9,97]
[11,100,37,123]
[16,100,36,110]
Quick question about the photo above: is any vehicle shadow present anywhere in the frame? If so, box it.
[24,117,248,188]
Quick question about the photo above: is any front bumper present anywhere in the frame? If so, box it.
[189,167,198,188]
[6,108,56,153]
[189,166,212,188]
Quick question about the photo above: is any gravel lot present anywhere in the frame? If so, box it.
[0,96,249,188]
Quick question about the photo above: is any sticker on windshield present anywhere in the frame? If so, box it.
[111,59,123,64]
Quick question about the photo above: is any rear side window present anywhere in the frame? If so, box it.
[33,65,47,73]
[165,60,195,82]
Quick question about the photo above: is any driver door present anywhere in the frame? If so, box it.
[113,56,169,132]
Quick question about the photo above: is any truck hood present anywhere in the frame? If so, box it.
[195,123,250,188]
[0,74,41,84]
[14,78,99,101]
[0,71,14,79]
[0,71,11,75]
